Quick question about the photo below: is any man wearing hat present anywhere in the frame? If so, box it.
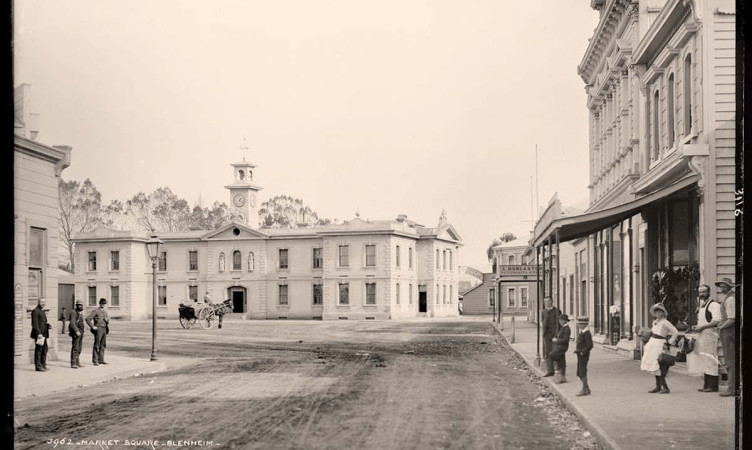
[541,297,561,377]
[69,299,86,369]
[715,277,737,397]
[689,285,721,392]
[86,298,110,366]
[549,313,572,383]
[574,316,593,396]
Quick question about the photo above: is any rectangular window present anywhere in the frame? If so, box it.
[29,228,45,268]
[409,247,413,268]
[339,283,349,305]
[436,284,440,304]
[158,285,167,306]
[189,251,198,271]
[338,245,349,267]
[449,285,453,304]
[189,286,198,302]
[313,248,323,269]
[29,228,45,303]
[508,288,516,308]
[110,251,120,271]
[88,286,97,306]
[396,283,400,305]
[436,249,440,269]
[520,287,528,307]
[110,286,120,306]
[365,245,376,267]
[88,251,97,271]
[366,282,376,305]
[443,285,446,304]
[158,252,167,271]
[395,245,401,268]
[313,284,323,305]
[489,288,495,307]
[443,250,447,270]
[409,284,413,304]
[279,249,289,269]
[279,285,289,305]
[449,251,453,270]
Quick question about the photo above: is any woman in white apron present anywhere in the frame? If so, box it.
[640,303,679,393]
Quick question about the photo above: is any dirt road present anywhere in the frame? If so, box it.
[15,318,600,449]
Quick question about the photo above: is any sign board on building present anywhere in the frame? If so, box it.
[497,265,538,276]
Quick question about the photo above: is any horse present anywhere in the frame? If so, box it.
[216,299,234,329]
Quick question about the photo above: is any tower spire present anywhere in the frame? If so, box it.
[240,137,249,162]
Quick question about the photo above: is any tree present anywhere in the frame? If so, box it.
[125,187,192,233]
[58,178,104,272]
[486,232,518,261]
[258,195,331,228]
[188,201,239,230]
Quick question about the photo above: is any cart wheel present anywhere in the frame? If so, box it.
[198,308,214,329]
[179,316,191,329]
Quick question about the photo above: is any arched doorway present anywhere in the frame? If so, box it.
[227,286,247,313]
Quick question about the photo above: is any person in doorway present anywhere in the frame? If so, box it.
[69,300,85,368]
[640,303,679,394]
[574,316,593,396]
[715,277,737,397]
[59,307,70,335]
[541,297,560,377]
[30,298,52,372]
[549,313,571,384]
[86,298,110,365]
[689,285,721,392]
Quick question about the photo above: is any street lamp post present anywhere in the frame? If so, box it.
[146,234,164,361]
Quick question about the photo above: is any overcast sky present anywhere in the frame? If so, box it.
[14,0,600,271]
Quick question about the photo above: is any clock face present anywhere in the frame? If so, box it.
[233,194,246,207]
[250,194,257,207]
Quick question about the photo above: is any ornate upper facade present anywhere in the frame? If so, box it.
[578,0,734,215]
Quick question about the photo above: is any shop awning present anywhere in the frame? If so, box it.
[533,173,699,247]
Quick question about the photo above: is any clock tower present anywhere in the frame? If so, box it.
[225,159,262,227]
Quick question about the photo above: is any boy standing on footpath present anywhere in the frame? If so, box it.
[574,316,593,396]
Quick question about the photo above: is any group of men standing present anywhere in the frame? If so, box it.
[30,297,110,371]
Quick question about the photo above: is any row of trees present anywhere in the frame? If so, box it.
[58,178,332,272]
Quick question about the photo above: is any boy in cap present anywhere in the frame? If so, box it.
[549,313,572,383]
[574,316,593,396]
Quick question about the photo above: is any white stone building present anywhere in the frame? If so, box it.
[71,161,462,321]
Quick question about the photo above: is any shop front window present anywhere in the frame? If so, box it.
[649,192,699,330]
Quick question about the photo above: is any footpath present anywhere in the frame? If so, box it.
[15,334,193,400]
[491,318,737,450]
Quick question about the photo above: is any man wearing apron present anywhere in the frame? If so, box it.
[689,285,721,392]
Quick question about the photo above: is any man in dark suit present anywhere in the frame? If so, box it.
[549,313,572,384]
[30,298,52,372]
[85,298,110,365]
[69,300,85,368]
[541,297,560,377]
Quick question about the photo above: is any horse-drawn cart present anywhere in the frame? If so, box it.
[178,299,233,329]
